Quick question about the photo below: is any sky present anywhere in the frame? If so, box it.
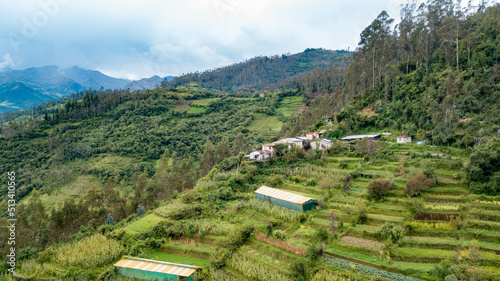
[0,0,485,80]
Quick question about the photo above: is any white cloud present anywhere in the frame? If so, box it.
[0,54,14,70]
[0,0,466,79]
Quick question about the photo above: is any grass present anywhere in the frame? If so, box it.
[39,175,98,213]
[367,213,405,223]
[145,251,210,267]
[392,248,456,260]
[173,104,190,112]
[188,106,206,113]
[191,98,220,106]
[247,113,283,133]
[277,96,304,117]
[121,213,165,234]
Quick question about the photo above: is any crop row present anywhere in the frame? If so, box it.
[405,221,454,231]
[228,252,292,281]
[323,256,422,281]
[254,231,306,255]
[55,233,124,268]
[245,199,305,222]
[424,204,461,211]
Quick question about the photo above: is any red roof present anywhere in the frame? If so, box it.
[397,135,411,138]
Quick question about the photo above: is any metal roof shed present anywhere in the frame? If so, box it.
[255,186,317,212]
[114,257,201,281]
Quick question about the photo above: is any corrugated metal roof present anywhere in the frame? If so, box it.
[340,134,381,140]
[255,186,315,205]
[114,258,199,278]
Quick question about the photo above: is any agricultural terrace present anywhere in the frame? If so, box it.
[13,139,500,280]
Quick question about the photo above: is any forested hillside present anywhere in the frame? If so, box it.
[285,2,499,147]
[165,49,351,93]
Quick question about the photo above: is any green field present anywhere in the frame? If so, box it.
[277,96,304,117]
[121,213,165,234]
[146,251,211,267]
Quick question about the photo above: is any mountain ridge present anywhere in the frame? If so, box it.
[0,65,175,113]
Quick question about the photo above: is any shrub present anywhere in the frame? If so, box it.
[273,230,287,240]
[405,174,435,197]
[355,138,379,158]
[405,198,424,216]
[307,243,324,261]
[243,164,258,175]
[328,211,340,237]
[290,258,309,281]
[137,204,146,216]
[339,160,348,169]
[367,179,394,200]
[305,178,318,186]
[421,159,437,181]
[291,175,306,183]
[318,178,335,192]
[352,201,368,224]
[314,228,329,241]
[376,223,403,245]
[269,174,284,187]
[105,213,114,225]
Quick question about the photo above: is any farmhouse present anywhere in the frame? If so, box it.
[246,150,271,161]
[306,131,323,140]
[286,137,310,148]
[397,135,412,144]
[114,257,201,281]
[340,134,381,142]
[311,138,333,150]
[255,185,317,212]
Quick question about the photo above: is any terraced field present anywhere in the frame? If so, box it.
[14,141,500,280]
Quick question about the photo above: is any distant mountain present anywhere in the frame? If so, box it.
[0,66,174,113]
[59,66,130,90]
[166,48,352,92]
[0,82,56,111]
[1,65,85,95]
[126,75,175,91]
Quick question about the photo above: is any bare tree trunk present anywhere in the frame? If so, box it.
[456,20,460,72]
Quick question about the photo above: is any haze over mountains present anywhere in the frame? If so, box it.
[0,65,175,112]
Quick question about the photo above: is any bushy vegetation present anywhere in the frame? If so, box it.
[54,234,124,268]
[465,138,500,195]
[405,174,435,197]
[367,179,394,200]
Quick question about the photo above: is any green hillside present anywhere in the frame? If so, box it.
[9,136,500,280]
[1,1,499,281]
[166,49,351,93]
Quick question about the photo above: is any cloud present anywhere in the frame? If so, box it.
[0,0,437,78]
[0,54,14,70]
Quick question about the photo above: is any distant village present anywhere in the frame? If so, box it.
[245,131,413,161]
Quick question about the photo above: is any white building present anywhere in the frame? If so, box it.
[311,138,333,150]
[247,150,272,161]
[397,135,412,144]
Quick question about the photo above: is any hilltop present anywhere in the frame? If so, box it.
[166,48,351,93]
